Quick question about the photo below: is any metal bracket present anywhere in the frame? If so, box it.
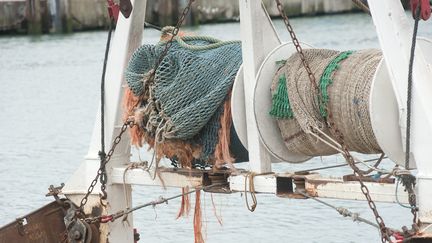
[46,183,65,206]
[64,200,93,243]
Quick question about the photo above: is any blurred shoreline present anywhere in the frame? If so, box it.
[0,0,392,36]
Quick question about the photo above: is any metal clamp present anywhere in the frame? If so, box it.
[64,201,92,243]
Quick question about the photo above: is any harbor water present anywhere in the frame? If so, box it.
[1,13,432,242]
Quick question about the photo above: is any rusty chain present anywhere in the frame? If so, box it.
[274,0,393,241]
[79,120,135,211]
[152,0,195,72]
[342,149,392,242]
[78,0,195,218]
[275,1,319,93]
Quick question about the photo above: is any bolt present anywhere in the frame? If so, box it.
[134,232,140,241]
[73,230,82,240]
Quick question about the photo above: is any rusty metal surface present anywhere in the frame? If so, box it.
[410,237,432,243]
[0,201,67,243]
[343,174,395,184]
[119,0,133,18]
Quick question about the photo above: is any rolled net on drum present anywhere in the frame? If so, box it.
[270,49,383,156]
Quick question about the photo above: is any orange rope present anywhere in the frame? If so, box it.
[177,187,191,219]
[211,193,223,226]
[193,190,204,243]
[214,93,235,168]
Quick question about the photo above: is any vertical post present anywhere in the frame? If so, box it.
[238,1,280,173]
[104,1,147,241]
[54,0,72,33]
[49,0,71,33]
[369,0,432,232]
[27,0,42,35]
[63,1,147,242]
[54,0,61,31]
[158,0,175,26]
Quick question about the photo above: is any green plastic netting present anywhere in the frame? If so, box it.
[125,36,242,160]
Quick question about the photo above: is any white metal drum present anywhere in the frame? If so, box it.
[231,65,249,149]
[370,38,432,168]
[253,43,312,163]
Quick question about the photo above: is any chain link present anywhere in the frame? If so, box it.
[274,1,393,241]
[275,0,319,93]
[79,120,135,210]
[152,0,195,72]
[348,154,392,242]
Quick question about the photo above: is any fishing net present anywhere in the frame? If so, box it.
[270,49,383,156]
[125,34,242,166]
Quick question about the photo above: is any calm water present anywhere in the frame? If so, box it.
[1,13,432,242]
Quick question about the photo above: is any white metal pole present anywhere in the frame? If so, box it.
[103,1,147,242]
[63,1,147,242]
[369,0,432,228]
[238,0,281,173]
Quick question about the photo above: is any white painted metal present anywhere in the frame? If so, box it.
[304,176,408,204]
[111,167,202,188]
[254,42,312,163]
[63,1,147,242]
[232,65,283,163]
[370,58,405,166]
[229,173,277,194]
[238,0,281,172]
[369,0,432,224]
[110,166,409,204]
[103,1,148,240]
[229,173,409,204]
[231,65,248,149]
[370,39,432,167]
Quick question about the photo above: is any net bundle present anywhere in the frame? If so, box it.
[124,34,242,167]
[270,49,383,156]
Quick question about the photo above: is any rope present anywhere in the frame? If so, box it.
[405,5,421,170]
[395,177,414,209]
[243,172,275,212]
[122,161,150,222]
[158,35,241,51]
[296,190,382,229]
[244,172,258,212]
[85,183,228,224]
[294,155,387,174]
[311,127,392,175]
[100,19,114,158]
[99,18,115,200]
